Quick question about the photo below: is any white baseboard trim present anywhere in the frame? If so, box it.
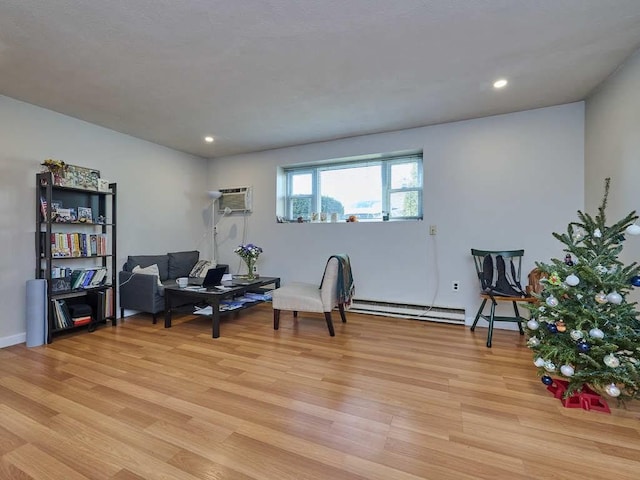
[0,332,27,348]
[350,298,465,325]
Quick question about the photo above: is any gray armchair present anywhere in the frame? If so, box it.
[119,251,224,323]
[119,269,166,323]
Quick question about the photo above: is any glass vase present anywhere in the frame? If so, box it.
[244,257,257,280]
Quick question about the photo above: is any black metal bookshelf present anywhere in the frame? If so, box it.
[36,172,117,343]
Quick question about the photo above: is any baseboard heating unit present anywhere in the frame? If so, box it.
[349,299,465,325]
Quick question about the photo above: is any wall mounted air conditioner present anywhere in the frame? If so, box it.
[218,186,252,213]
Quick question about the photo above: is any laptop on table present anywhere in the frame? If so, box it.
[189,266,227,289]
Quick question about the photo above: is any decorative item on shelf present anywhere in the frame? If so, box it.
[54,207,77,223]
[42,160,101,190]
[77,207,93,223]
[346,215,358,223]
[234,243,263,280]
[41,158,68,186]
[65,164,101,190]
[97,178,111,192]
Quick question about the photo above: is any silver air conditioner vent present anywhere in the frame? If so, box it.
[218,186,252,213]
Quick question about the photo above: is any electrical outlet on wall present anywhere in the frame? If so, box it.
[429,225,437,235]
[452,281,460,292]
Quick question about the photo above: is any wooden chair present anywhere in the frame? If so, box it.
[470,249,535,347]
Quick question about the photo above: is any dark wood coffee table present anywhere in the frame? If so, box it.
[163,276,280,338]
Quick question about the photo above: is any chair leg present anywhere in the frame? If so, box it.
[471,299,487,331]
[487,299,497,348]
[273,309,280,330]
[152,313,157,325]
[324,312,335,336]
[293,311,298,318]
[512,301,524,335]
[338,304,347,323]
[120,307,125,320]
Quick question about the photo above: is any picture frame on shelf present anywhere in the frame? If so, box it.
[65,165,100,190]
[55,207,77,223]
[77,206,93,223]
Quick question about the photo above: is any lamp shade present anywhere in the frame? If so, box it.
[208,190,222,200]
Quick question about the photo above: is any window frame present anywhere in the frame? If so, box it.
[283,151,423,222]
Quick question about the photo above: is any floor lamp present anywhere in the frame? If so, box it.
[208,190,222,264]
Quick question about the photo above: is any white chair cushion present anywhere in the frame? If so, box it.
[272,282,325,312]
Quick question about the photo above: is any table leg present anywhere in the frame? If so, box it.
[164,290,172,328]
[212,303,220,338]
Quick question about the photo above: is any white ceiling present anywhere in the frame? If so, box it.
[2,1,640,158]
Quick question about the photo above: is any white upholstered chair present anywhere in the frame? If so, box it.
[272,256,350,336]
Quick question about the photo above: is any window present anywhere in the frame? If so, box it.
[283,151,423,222]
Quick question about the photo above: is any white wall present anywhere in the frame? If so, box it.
[209,103,585,324]
[585,48,640,302]
[0,97,587,347]
[0,96,208,347]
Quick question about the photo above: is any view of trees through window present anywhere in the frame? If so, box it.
[284,153,423,222]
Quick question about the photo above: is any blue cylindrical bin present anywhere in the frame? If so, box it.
[26,279,47,347]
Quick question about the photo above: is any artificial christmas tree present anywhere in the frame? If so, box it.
[526,178,640,406]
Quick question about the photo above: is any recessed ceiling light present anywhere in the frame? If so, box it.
[493,78,508,89]
[204,136,214,143]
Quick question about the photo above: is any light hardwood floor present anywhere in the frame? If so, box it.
[1,305,639,480]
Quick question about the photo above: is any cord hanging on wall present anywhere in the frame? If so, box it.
[207,191,222,263]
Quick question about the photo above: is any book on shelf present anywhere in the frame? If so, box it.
[103,288,113,318]
[48,233,108,258]
[90,234,98,255]
[51,201,62,215]
[67,267,107,289]
[70,269,85,289]
[52,299,73,329]
[89,268,106,287]
[80,270,95,288]
[72,316,92,326]
[40,196,47,221]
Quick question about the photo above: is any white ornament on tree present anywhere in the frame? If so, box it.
[625,223,640,235]
[606,291,622,304]
[527,319,539,330]
[560,365,575,377]
[527,337,540,347]
[544,361,556,372]
[534,357,546,367]
[593,228,602,238]
[605,384,621,397]
[546,295,559,307]
[570,330,584,341]
[565,274,580,286]
[589,328,605,339]
[603,354,620,368]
